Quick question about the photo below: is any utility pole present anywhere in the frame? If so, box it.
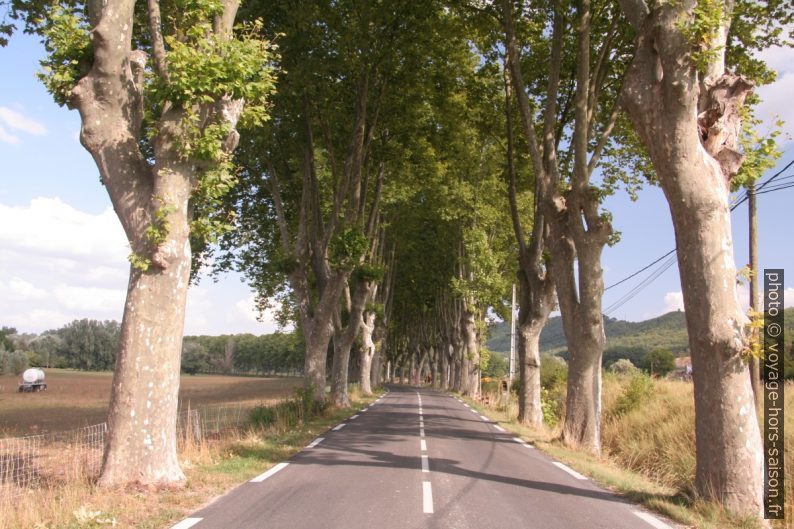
[748,183,762,411]
[509,284,516,387]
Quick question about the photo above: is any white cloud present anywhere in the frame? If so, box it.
[5,309,73,332]
[0,124,20,144]
[0,197,129,332]
[53,284,126,313]
[0,106,47,136]
[0,198,128,265]
[786,288,794,308]
[757,43,794,78]
[663,291,685,312]
[755,71,794,145]
[234,295,282,329]
[0,277,47,302]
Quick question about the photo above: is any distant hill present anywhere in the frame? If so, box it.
[487,307,794,365]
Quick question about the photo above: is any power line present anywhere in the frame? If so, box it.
[600,160,793,315]
[604,249,676,291]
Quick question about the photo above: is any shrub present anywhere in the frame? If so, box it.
[609,358,640,376]
[541,387,562,426]
[610,373,654,418]
[642,348,676,377]
[249,386,326,430]
[540,355,567,390]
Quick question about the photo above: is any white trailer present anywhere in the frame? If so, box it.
[18,368,47,392]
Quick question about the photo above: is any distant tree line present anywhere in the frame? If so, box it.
[181,333,304,375]
[0,322,304,376]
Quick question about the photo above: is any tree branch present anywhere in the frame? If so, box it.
[147,0,169,82]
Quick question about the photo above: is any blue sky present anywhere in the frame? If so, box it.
[0,30,792,335]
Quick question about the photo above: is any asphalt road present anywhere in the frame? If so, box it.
[171,385,675,529]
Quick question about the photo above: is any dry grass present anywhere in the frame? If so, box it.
[465,378,794,529]
[0,388,380,529]
[0,369,303,436]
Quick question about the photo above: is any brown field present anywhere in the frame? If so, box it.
[0,369,303,437]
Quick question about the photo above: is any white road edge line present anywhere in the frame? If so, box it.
[479,415,489,421]
[494,425,505,432]
[421,454,430,472]
[512,437,533,448]
[332,423,346,431]
[306,437,324,448]
[421,439,427,451]
[632,510,673,529]
[422,481,434,514]
[250,462,289,483]
[552,462,587,480]
[350,414,359,420]
[170,518,202,529]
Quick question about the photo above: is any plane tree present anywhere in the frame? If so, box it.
[617,0,791,515]
[497,0,645,453]
[215,0,476,405]
[10,0,276,485]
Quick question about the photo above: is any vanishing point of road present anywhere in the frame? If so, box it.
[170,385,675,529]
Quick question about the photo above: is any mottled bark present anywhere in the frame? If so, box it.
[462,307,480,397]
[504,54,556,428]
[71,0,243,487]
[359,311,376,395]
[331,280,370,407]
[99,174,191,486]
[503,0,608,446]
[618,0,763,516]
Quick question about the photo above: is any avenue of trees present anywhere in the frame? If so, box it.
[3,0,791,521]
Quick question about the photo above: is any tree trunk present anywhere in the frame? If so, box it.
[516,322,543,427]
[371,347,381,388]
[99,162,193,486]
[462,308,480,397]
[304,327,332,403]
[618,0,763,515]
[359,312,376,395]
[560,319,604,452]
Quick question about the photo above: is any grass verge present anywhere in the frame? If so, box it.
[0,386,380,529]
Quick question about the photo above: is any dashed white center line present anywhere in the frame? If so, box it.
[421,439,427,451]
[421,454,430,472]
[494,425,506,432]
[632,510,673,529]
[422,481,434,514]
[332,423,346,431]
[306,437,324,448]
[552,462,587,480]
[250,462,289,483]
[170,518,202,529]
[420,427,425,437]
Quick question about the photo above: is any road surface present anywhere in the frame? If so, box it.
[171,385,675,529]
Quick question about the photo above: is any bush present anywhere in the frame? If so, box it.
[541,387,562,426]
[249,386,327,430]
[608,358,640,376]
[610,373,654,418]
[540,355,567,390]
[642,348,676,377]
[481,378,500,393]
